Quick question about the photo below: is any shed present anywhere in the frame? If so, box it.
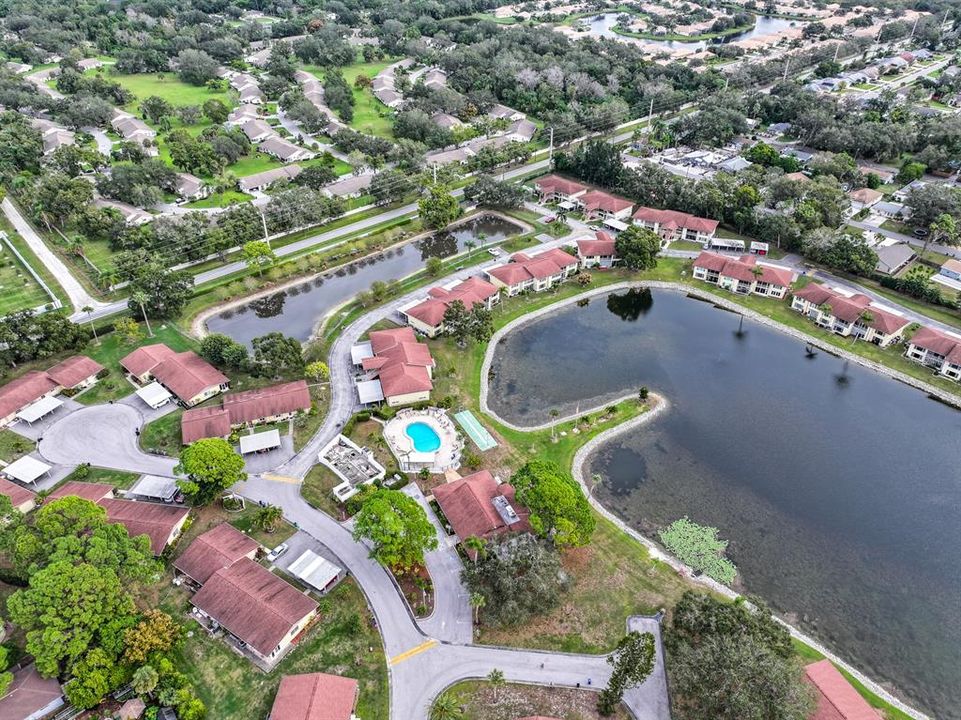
[16,395,62,424]
[136,381,173,409]
[2,456,52,485]
[287,549,343,594]
[239,429,281,454]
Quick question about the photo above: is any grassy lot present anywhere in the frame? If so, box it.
[157,577,387,720]
[304,58,398,140]
[437,679,630,720]
[0,428,34,463]
[140,408,185,455]
[230,151,286,178]
[58,465,139,490]
[0,217,70,312]
[105,71,234,111]
[185,190,254,209]
[0,237,54,315]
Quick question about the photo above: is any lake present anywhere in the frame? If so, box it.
[487,287,961,719]
[578,12,802,51]
[206,214,522,346]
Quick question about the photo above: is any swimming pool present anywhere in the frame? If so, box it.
[405,422,441,452]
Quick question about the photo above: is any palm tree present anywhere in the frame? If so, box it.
[463,536,486,564]
[82,305,99,345]
[131,290,154,338]
[486,669,505,702]
[255,504,284,533]
[464,239,476,261]
[853,310,874,343]
[469,592,486,624]
[430,693,463,720]
[549,408,560,439]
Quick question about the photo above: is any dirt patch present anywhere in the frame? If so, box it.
[394,564,434,618]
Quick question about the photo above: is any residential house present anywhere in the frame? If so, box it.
[190,557,318,666]
[0,355,104,426]
[94,199,152,226]
[580,190,634,223]
[174,523,259,587]
[505,118,537,143]
[940,258,961,282]
[239,84,265,104]
[632,207,719,244]
[804,660,880,720]
[49,482,189,555]
[268,673,359,720]
[872,201,909,219]
[238,165,303,192]
[181,380,311,444]
[374,87,403,108]
[717,156,752,173]
[533,175,588,206]
[424,145,474,167]
[487,104,525,122]
[5,61,31,74]
[76,58,103,71]
[874,243,915,275]
[227,104,260,126]
[322,173,373,199]
[858,166,895,184]
[30,118,75,155]
[692,252,795,298]
[576,231,619,269]
[848,187,884,212]
[783,171,811,184]
[485,248,580,296]
[893,179,926,202]
[120,343,229,406]
[422,68,448,89]
[904,326,961,381]
[431,112,463,130]
[0,665,64,720]
[175,173,208,201]
[432,469,530,555]
[781,147,814,163]
[45,355,104,390]
[0,476,37,514]
[241,118,275,143]
[400,276,500,338]
[260,136,314,163]
[353,327,436,407]
[763,122,792,137]
[790,285,909,347]
[111,113,156,151]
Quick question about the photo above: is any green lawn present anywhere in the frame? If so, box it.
[58,465,139,490]
[0,238,52,315]
[104,71,234,111]
[304,59,397,140]
[140,408,185,456]
[438,679,631,720]
[0,428,34,463]
[0,216,70,312]
[230,152,286,178]
[185,190,254,209]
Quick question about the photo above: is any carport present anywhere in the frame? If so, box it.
[16,396,62,424]
[136,382,172,409]
[239,429,281,455]
[2,455,52,485]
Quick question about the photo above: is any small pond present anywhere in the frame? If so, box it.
[206,214,523,346]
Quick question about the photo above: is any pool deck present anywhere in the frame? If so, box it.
[383,408,463,472]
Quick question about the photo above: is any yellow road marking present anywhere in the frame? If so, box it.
[262,473,302,485]
[390,639,438,665]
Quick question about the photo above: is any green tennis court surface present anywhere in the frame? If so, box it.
[454,410,497,451]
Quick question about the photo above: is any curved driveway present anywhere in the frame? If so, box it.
[38,403,178,476]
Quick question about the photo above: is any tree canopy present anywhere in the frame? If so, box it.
[614,226,661,271]
[352,488,438,570]
[175,438,246,505]
[510,460,595,547]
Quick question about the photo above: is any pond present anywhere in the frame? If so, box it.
[206,214,523,346]
[578,12,802,52]
[487,288,961,719]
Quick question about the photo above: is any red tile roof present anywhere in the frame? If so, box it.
[47,482,186,554]
[487,248,579,287]
[223,380,311,426]
[405,277,499,329]
[849,188,883,205]
[0,371,59,420]
[47,481,114,502]
[580,190,634,215]
[181,406,231,444]
[804,660,880,720]
[632,206,718,234]
[0,476,36,510]
[45,355,104,389]
[191,557,318,657]
[784,172,810,183]
[577,231,616,258]
[0,664,63,720]
[534,174,587,197]
[100,498,189,555]
[120,343,178,378]
[363,328,435,399]
[433,470,530,543]
[151,351,228,402]
[693,252,794,287]
[174,523,260,585]
[793,285,907,335]
[908,326,961,364]
[270,672,359,720]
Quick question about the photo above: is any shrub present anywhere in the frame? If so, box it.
[659,517,737,585]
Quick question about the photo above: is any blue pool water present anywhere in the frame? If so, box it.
[406,422,441,452]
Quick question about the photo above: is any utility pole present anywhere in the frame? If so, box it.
[910,15,918,38]
[647,98,654,128]
[259,209,270,248]
[548,127,554,165]
[782,57,790,82]
[432,164,437,184]
[833,42,840,63]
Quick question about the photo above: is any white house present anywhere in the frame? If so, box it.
[485,248,579,296]
[904,326,961,381]
[576,232,618,269]
[632,206,718,244]
[791,284,909,347]
[692,251,795,299]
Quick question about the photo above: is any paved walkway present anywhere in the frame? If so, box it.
[1,197,107,318]
[847,219,961,259]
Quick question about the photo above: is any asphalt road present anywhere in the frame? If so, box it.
[847,219,961,260]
